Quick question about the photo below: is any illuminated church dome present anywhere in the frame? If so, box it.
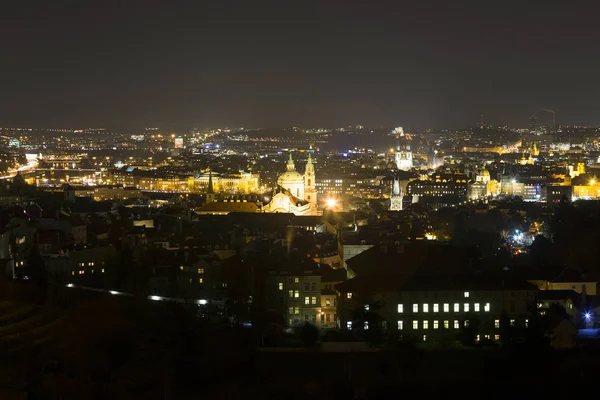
[475,167,490,183]
[277,152,305,199]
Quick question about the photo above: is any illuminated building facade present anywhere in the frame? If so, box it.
[316,175,386,198]
[394,127,413,171]
[572,179,600,200]
[265,263,323,328]
[264,153,320,216]
[190,171,260,194]
[389,177,403,211]
[406,174,468,205]
[336,272,537,343]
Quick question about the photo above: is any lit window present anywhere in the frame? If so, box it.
[454,320,459,329]
[101,268,105,273]
[347,321,352,330]
[294,277,300,283]
[464,303,469,312]
[423,304,429,313]
[495,319,500,328]
[304,297,310,305]
[484,303,490,312]
[454,303,459,312]
[398,320,404,330]
[433,320,439,329]
[89,262,94,267]
[444,320,449,329]
[464,291,470,298]
[476,334,480,342]
[198,268,205,274]
[433,304,439,313]
[364,304,370,311]
[494,334,500,341]
[278,282,283,290]
[326,298,331,306]
[397,304,404,313]
[474,303,480,312]
[347,293,352,299]
[413,304,419,313]
[179,266,184,270]
[289,290,294,298]
[422,335,427,342]
[423,320,429,329]
[510,319,515,327]
[294,290,299,298]
[412,320,418,330]
[443,303,449,312]
[364,322,369,330]
[312,297,317,305]
[199,278,203,283]
[464,320,469,327]
[288,307,293,315]
[71,271,74,276]
[525,319,529,328]
[294,307,300,314]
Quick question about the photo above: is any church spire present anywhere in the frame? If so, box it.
[286,151,296,171]
[207,168,214,194]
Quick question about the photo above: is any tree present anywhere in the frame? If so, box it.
[299,322,319,347]
[460,313,480,346]
[27,246,48,304]
[352,301,384,346]
[499,308,512,344]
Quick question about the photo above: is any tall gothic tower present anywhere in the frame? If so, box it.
[389,177,403,211]
[304,153,317,207]
[393,127,413,171]
[206,168,217,203]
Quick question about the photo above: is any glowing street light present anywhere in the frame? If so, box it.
[326,198,337,208]
[590,179,596,186]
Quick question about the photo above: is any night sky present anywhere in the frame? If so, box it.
[2,0,600,130]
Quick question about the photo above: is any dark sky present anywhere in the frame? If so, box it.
[2,0,600,130]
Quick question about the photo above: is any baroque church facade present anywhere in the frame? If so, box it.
[264,152,320,216]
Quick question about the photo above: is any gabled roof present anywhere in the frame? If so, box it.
[336,273,537,294]
[537,290,579,302]
[196,202,259,213]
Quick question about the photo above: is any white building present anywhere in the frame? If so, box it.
[264,152,320,216]
[394,127,413,171]
[389,178,403,211]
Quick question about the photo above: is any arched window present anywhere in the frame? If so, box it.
[308,179,311,186]
[296,188,300,197]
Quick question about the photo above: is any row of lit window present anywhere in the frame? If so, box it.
[397,302,490,313]
[348,319,525,330]
[72,269,105,275]
[279,281,317,291]
[304,296,318,305]
[78,262,95,267]
[179,266,205,274]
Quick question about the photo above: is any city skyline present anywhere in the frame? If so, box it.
[2,1,600,129]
